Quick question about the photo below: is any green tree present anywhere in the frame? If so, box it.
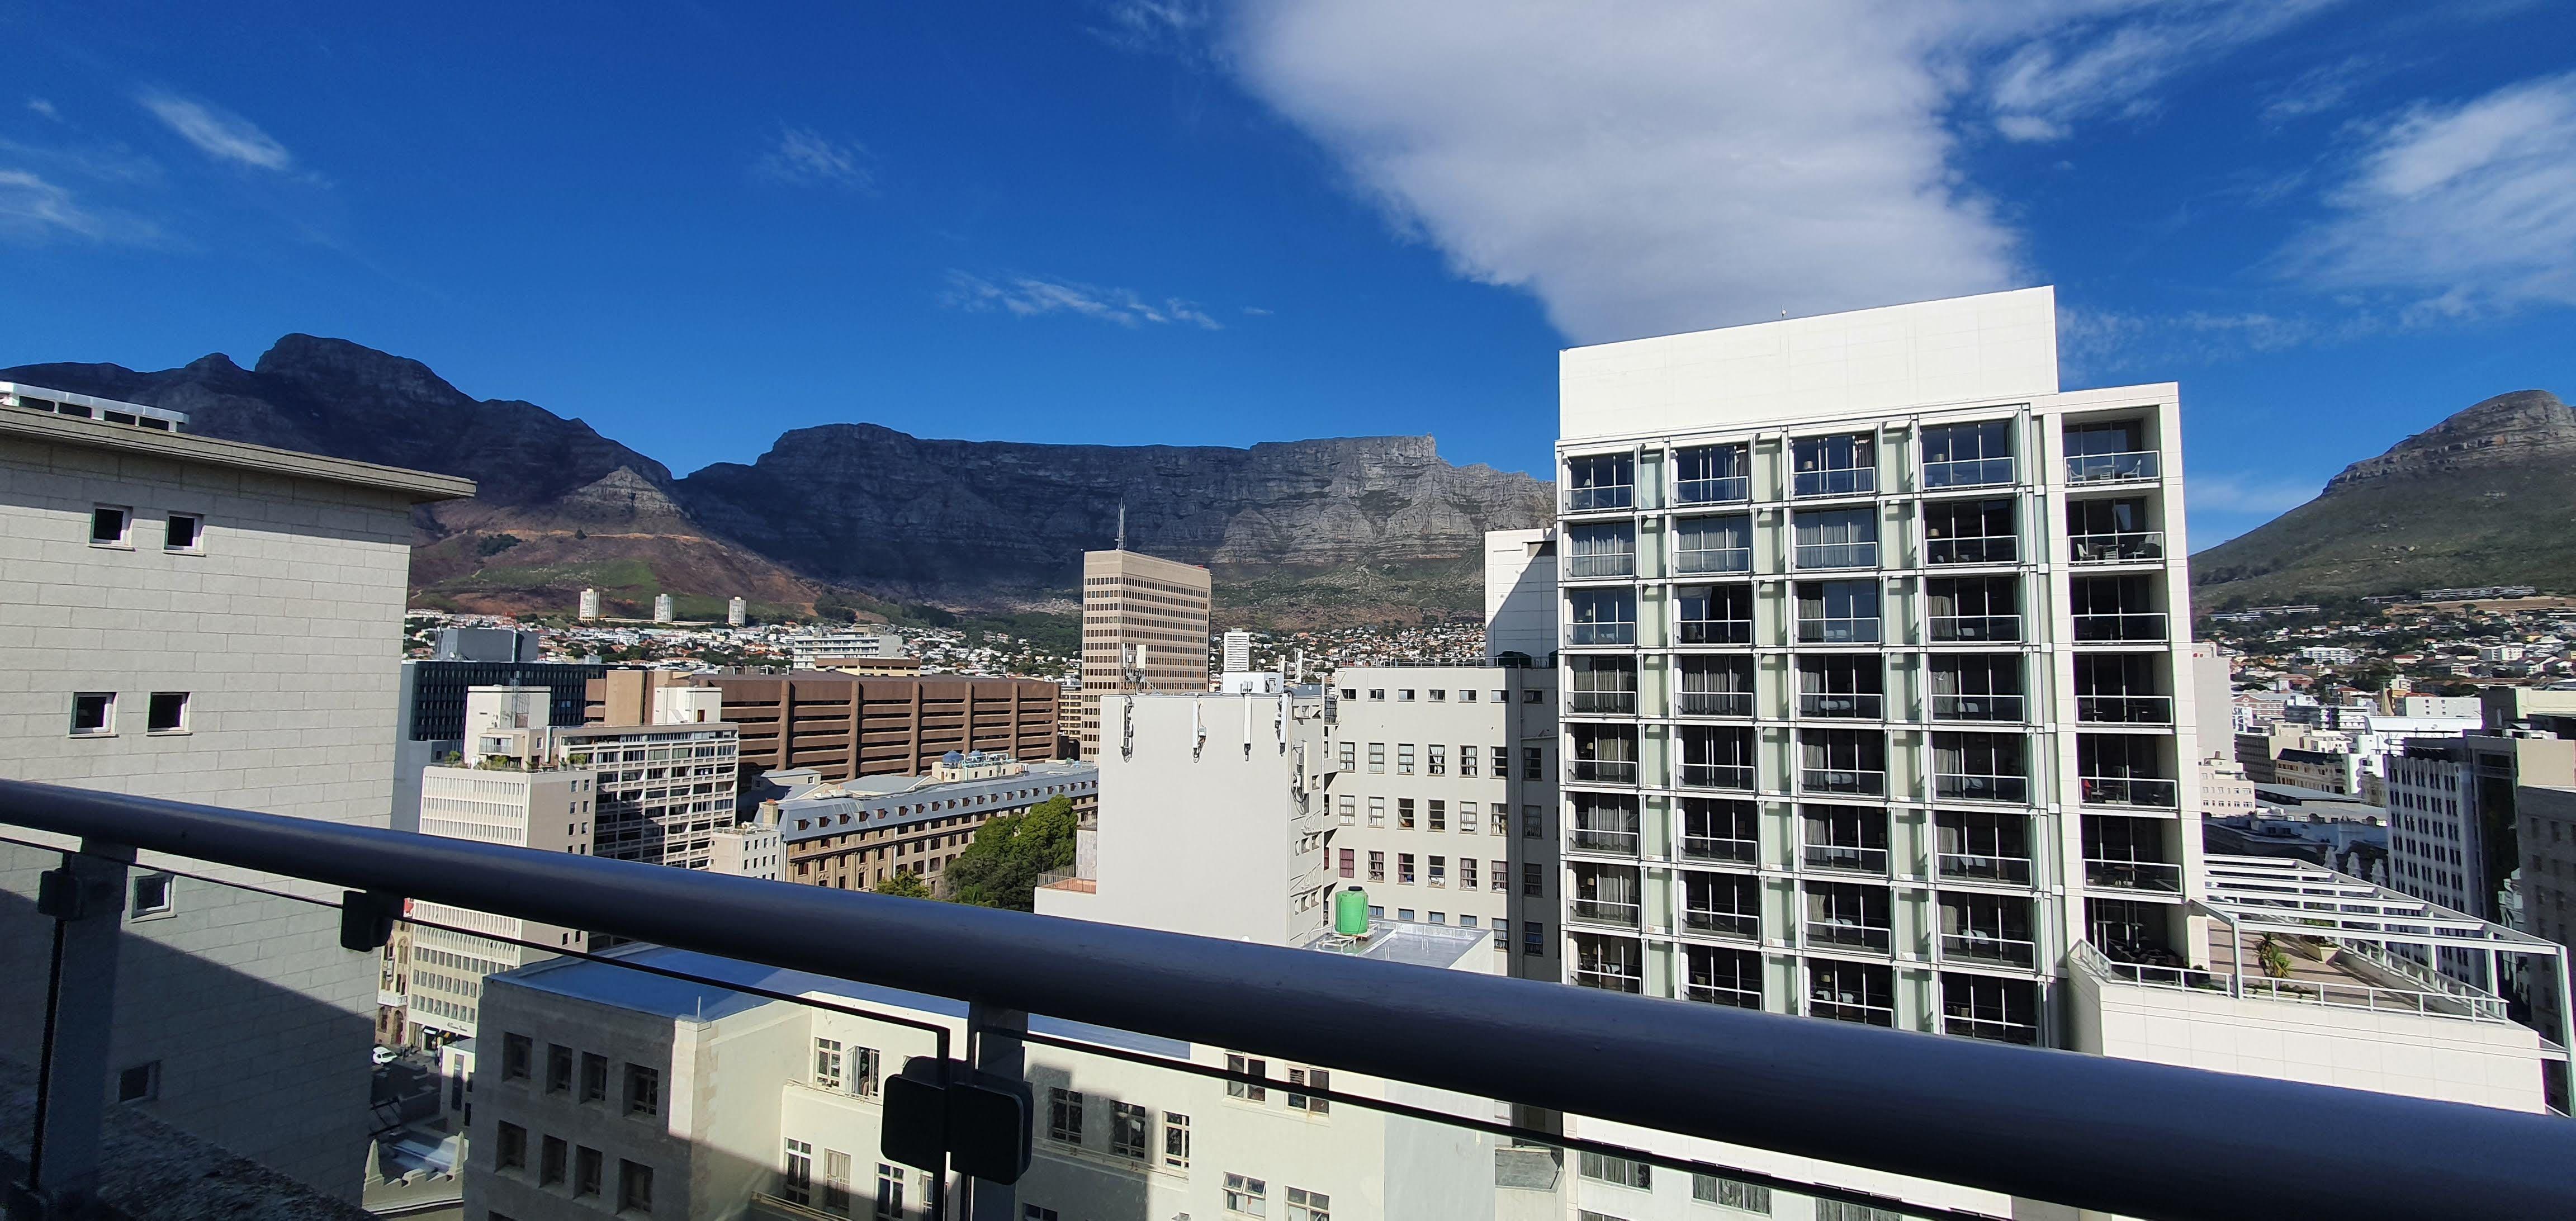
[873,870,932,899]
[945,796,1079,911]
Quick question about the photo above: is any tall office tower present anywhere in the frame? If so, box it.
[2385,689,2576,983]
[578,586,602,619]
[1551,287,2208,1043]
[1222,628,1254,675]
[0,384,471,1198]
[393,628,605,833]
[1078,548,1211,760]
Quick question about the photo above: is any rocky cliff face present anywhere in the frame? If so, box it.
[2323,390,2576,490]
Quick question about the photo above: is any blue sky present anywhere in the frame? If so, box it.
[2,1,2570,545]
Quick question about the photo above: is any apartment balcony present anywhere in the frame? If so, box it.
[1674,475,1752,505]
[2066,451,2161,484]
[1569,690,1639,716]
[1931,693,2025,722]
[1569,898,1642,929]
[2067,532,2166,566]
[1677,619,1755,646]
[1675,690,1754,717]
[2077,695,2173,725]
[1567,827,1642,856]
[1797,692,1884,719]
[1801,768,1887,798]
[1677,763,1758,792]
[1681,909,1760,940]
[1569,759,1640,785]
[1802,843,1890,874]
[1566,622,1637,646]
[2081,776,2179,809]
[1805,921,1894,953]
[2085,858,2184,893]
[1565,485,1635,512]
[1943,1012,2042,1045]
[1935,773,2030,804]
[1942,933,2039,970]
[1794,542,1879,570]
[1938,851,2035,886]
[1796,616,1882,645]
[1926,536,2019,566]
[1794,468,1877,498]
[1571,967,1643,994]
[1811,997,1897,1026]
[1923,457,2016,489]
[1674,546,1754,575]
[1564,552,1637,579]
[1679,834,1758,865]
[2072,612,2168,643]
[1929,614,2023,643]
[1684,981,1763,1010]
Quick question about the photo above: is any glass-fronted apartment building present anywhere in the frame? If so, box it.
[1549,286,2207,1045]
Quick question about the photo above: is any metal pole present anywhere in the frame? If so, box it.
[26,839,134,1212]
[963,1002,1026,1221]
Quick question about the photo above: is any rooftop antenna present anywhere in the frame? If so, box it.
[1116,503,1127,552]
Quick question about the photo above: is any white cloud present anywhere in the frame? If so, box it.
[0,169,106,240]
[944,271,1223,329]
[2283,73,2576,315]
[1211,2,2327,343]
[757,127,873,191]
[138,91,291,171]
[27,98,59,121]
[1093,0,1210,54]
[2260,55,2378,126]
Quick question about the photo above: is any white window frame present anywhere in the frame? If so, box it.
[89,504,133,548]
[163,511,205,553]
[70,692,116,737]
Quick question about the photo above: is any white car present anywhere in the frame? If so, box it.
[372,1046,400,1066]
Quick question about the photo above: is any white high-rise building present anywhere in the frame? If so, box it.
[1221,628,1253,675]
[578,586,602,619]
[727,595,749,626]
[651,592,675,623]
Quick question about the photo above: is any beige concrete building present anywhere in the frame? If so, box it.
[0,386,471,1198]
[1079,548,1211,759]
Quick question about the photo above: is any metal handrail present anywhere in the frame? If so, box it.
[4,779,2570,1221]
[1797,692,1885,719]
[1928,614,2021,643]
[1678,620,1755,646]
[1674,476,1752,505]
[1678,763,1758,792]
[2067,532,2165,565]
[1795,542,1879,570]
[1931,694,2024,722]
[1922,457,2016,489]
[1566,485,1635,511]
[1675,546,1754,575]
[1796,616,1882,645]
[1936,852,2034,886]
[2071,612,2168,643]
[1675,690,1754,717]
[1567,623,1637,646]
[2065,451,2160,484]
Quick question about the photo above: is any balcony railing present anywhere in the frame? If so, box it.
[1569,759,1640,785]
[1794,468,1877,498]
[1674,546,1754,575]
[1938,852,2034,886]
[1682,908,1760,940]
[1566,485,1635,511]
[1810,998,1897,1027]
[1802,844,1890,874]
[1,779,2565,1221]
[1568,827,1642,855]
[1674,475,1751,505]
[1675,690,1754,717]
[1926,537,2019,566]
[1570,898,1642,927]
[1683,982,1762,1010]
[1797,692,1884,719]
[2077,695,2172,725]
[1923,457,2016,489]
[1565,552,1637,579]
[2072,612,2167,642]
[2081,776,2179,809]
[1569,690,1639,715]
[1677,619,1754,646]
[1567,622,1637,646]
[1680,835,1758,865]
[2066,451,2160,484]
[1931,693,2024,722]
[1801,768,1887,797]
[1929,614,2021,643]
[1795,542,1879,570]
[1935,773,2030,804]
[2084,858,2184,893]
[1796,616,1882,645]
[1678,763,1758,792]
[2067,532,2165,565]
[1805,921,1894,953]
[1942,933,2038,969]
[1943,1014,2041,1045]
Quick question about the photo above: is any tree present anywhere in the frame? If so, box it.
[873,870,932,899]
[944,796,1079,911]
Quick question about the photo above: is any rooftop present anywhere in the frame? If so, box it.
[1,388,473,503]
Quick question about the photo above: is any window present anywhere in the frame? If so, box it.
[1110,1100,1150,1158]
[116,1061,158,1103]
[541,1136,567,1186]
[1399,689,1416,702]
[1460,806,1478,834]
[546,1044,573,1094]
[164,512,203,552]
[1493,747,1509,777]
[1286,1067,1329,1113]
[1338,848,1356,879]
[1428,800,1446,831]
[1163,1113,1191,1168]
[1461,858,1479,889]
[1025,1209,1059,1221]
[815,1038,844,1090]
[1367,851,1385,882]
[1523,863,1545,897]
[145,691,190,734]
[1398,744,1417,774]
[1524,921,1545,955]
[626,1064,661,1115]
[1399,853,1415,883]
[825,1150,854,1214]
[1428,744,1447,775]
[1368,689,1385,701]
[1694,1172,1774,1214]
[1491,860,1508,892]
[1368,797,1385,827]
[1497,804,1513,836]
[90,504,131,546]
[503,1034,532,1081]
[496,1121,528,1170]
[784,1143,817,1208]
[874,1164,905,1219]
[1460,746,1479,777]
[1287,1187,1331,1221]
[1399,799,1416,829]
[1813,1201,1906,1221]
[1428,856,1446,886]
[1337,796,1354,825]
[852,1047,880,1098]
[619,1160,654,1213]
[1580,1151,1652,1189]
[1368,743,1386,773]
[1338,741,1354,770]
[1226,1053,1267,1102]
[581,1052,609,1102]
[1225,1173,1269,1216]
[70,692,115,736]
[128,872,174,918]
[576,1146,604,1198]
[1048,1087,1085,1143]
[1524,747,1543,780]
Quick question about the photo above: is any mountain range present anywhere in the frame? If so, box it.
[1,337,1552,624]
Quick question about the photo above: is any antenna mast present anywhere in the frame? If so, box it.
[1116,503,1127,552]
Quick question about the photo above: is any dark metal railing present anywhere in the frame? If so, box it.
[4,779,2572,1221]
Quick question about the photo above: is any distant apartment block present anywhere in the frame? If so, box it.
[1079,548,1212,759]
[783,628,908,671]
[766,750,1097,891]
[394,627,605,832]
[689,671,1060,782]
[0,385,471,1198]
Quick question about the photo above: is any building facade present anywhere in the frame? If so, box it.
[0,386,471,1198]
[1549,286,2208,1046]
[773,752,1098,891]
[697,673,1060,783]
[1079,548,1212,759]
[393,629,605,833]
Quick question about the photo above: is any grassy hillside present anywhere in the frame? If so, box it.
[2193,462,2576,609]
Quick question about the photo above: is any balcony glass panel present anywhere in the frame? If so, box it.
[1941,933,2038,969]
[1571,932,1644,992]
[2067,532,2165,565]
[1570,760,1637,785]
[2065,451,2160,484]
[1683,908,1759,939]
[1797,617,1881,645]
[1943,974,2040,1045]
[1921,421,2015,490]
[1801,769,1886,797]
[1678,763,1756,791]
[1794,542,1879,570]
[1924,457,2016,489]
[1566,589,1635,646]
[2084,859,2183,892]
[1937,851,2033,885]
[1674,443,1752,505]
[1934,774,2028,803]
[1674,514,1752,575]
[1565,452,1635,510]
[2080,777,2178,808]
[1930,694,2023,722]
[1569,795,1641,856]
[1675,546,1753,575]
[1798,693,1884,718]
[2072,613,2167,642]
[1929,614,2021,643]
[1565,523,1637,579]
[1569,691,1637,714]
[1806,921,1893,953]
[1927,536,2018,565]
[1676,690,1753,717]
[2076,695,2172,724]
[1793,433,1877,499]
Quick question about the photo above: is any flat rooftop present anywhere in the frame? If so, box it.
[2,386,473,503]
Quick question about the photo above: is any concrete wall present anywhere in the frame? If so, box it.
[1484,528,1559,663]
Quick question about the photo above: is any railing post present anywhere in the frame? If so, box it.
[23,840,133,1217]
[961,1002,1026,1221]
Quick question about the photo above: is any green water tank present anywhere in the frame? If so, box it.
[1333,888,1369,936]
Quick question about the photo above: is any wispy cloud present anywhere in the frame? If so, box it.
[26,98,59,121]
[1091,0,1210,55]
[1240,305,1273,316]
[943,271,1221,329]
[2059,303,2364,380]
[0,169,119,242]
[2260,55,2380,126]
[2280,72,2576,317]
[757,127,873,191]
[138,91,292,171]
[1985,0,2343,143]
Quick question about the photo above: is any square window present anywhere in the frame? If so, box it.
[619,1160,654,1213]
[503,1034,532,1080]
[496,1122,528,1170]
[1226,1053,1267,1102]
[581,1052,609,1102]
[146,691,190,734]
[546,1044,573,1093]
[129,872,174,919]
[70,692,115,736]
[576,1146,604,1198]
[626,1064,661,1115]
[116,1061,159,1103]
[164,513,203,552]
[90,504,131,547]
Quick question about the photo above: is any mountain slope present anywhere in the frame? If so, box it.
[2193,389,2576,609]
